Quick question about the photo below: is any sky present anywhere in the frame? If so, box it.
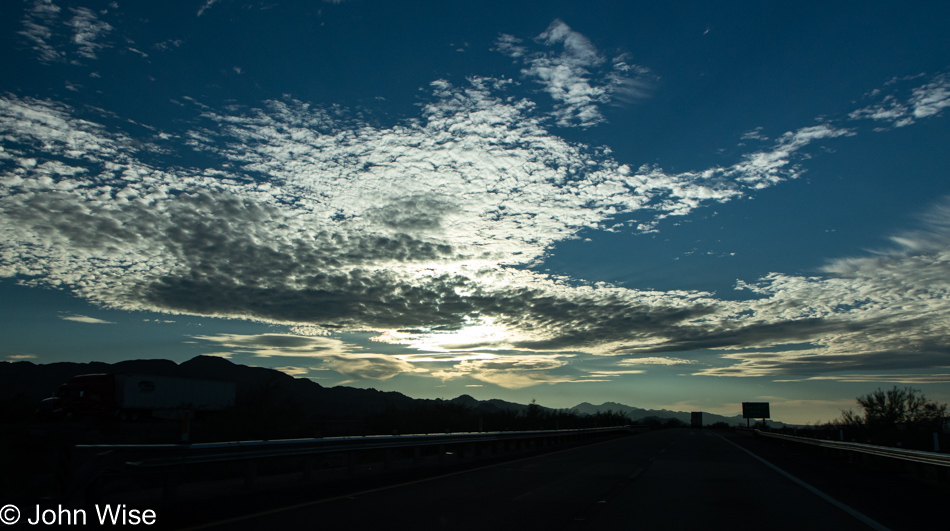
[2,1,950,425]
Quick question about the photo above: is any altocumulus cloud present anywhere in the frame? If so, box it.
[849,73,950,128]
[19,0,114,64]
[495,19,657,128]
[2,19,950,385]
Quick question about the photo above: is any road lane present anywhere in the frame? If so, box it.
[181,429,904,530]
[580,430,881,530]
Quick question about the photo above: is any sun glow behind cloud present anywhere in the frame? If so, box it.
[373,316,514,353]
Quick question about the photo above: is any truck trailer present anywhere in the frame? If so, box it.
[690,411,703,429]
[38,373,235,421]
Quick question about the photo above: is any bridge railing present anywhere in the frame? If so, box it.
[65,426,635,503]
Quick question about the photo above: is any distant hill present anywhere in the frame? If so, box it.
[446,394,531,415]
[0,355,534,422]
[0,355,420,419]
[0,356,784,429]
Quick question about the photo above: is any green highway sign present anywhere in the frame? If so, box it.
[742,402,770,419]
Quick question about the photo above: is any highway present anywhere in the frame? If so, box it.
[177,429,947,530]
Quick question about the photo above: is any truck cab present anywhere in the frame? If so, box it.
[38,373,235,421]
[38,374,117,418]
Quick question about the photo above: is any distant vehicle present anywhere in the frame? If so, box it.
[690,411,703,429]
[37,373,235,421]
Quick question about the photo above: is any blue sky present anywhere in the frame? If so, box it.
[2,0,950,424]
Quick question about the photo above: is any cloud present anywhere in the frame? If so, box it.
[496,20,657,128]
[18,0,63,63]
[725,124,854,189]
[323,354,422,381]
[740,127,769,141]
[0,82,918,367]
[60,315,114,324]
[619,357,694,366]
[192,332,424,381]
[2,17,950,387]
[686,199,950,377]
[849,73,950,128]
[0,72,842,334]
[154,39,183,51]
[192,333,348,357]
[197,0,220,17]
[274,365,312,376]
[493,34,526,59]
[429,353,585,389]
[289,325,331,337]
[0,79,772,340]
[18,1,113,63]
[66,7,113,60]
[587,370,644,377]
[793,374,950,384]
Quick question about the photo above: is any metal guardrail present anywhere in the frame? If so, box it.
[756,430,950,468]
[65,426,634,503]
[75,426,630,466]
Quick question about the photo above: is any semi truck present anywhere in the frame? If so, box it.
[38,373,236,421]
[690,411,703,429]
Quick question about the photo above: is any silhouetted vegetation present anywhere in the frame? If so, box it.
[836,386,947,448]
[848,386,946,430]
[792,386,949,452]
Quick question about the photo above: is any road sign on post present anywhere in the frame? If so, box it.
[742,402,770,428]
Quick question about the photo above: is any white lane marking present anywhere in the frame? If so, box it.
[713,432,892,531]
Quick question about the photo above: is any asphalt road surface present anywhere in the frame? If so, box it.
[177,429,947,531]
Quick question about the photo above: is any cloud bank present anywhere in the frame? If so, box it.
[3,16,950,386]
